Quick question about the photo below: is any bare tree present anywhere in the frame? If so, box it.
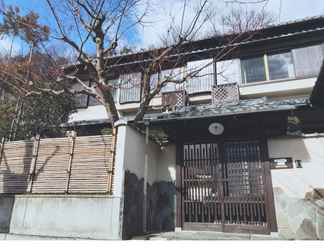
[222,6,274,33]
[0,0,273,127]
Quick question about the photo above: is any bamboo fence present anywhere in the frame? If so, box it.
[0,134,115,194]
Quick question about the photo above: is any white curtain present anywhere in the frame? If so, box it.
[292,44,324,78]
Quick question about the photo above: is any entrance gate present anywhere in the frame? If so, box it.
[180,140,277,234]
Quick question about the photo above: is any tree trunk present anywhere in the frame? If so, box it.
[96,82,119,124]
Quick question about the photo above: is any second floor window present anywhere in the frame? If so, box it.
[119,72,142,104]
[186,59,214,94]
[240,44,324,84]
[150,68,183,94]
[241,56,267,83]
[268,52,295,80]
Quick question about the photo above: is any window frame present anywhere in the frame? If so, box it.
[266,51,296,81]
[240,50,297,85]
[240,55,268,84]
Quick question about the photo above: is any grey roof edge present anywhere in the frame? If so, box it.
[141,97,310,124]
[62,118,110,127]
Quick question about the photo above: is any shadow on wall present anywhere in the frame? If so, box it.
[147,180,176,234]
[122,171,144,239]
[0,140,60,234]
[0,140,33,233]
[122,170,176,240]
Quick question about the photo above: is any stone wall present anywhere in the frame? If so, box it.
[268,135,324,239]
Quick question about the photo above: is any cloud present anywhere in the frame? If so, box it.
[266,0,324,23]
[136,0,221,49]
[134,0,324,49]
[0,36,21,56]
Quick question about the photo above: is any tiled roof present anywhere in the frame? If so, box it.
[64,16,324,72]
[143,96,309,123]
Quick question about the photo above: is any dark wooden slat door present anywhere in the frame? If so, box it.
[181,140,274,234]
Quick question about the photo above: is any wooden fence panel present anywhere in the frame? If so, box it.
[31,137,71,194]
[0,140,34,193]
[0,134,115,194]
[68,135,114,193]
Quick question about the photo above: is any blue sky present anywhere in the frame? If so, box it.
[1,0,324,56]
[0,0,141,56]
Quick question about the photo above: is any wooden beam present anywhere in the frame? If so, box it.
[108,128,117,194]
[28,135,40,193]
[66,131,76,193]
[175,134,184,228]
[0,137,5,166]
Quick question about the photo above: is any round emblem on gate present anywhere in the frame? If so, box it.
[208,122,224,135]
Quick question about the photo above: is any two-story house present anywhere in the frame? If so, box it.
[67,16,324,239]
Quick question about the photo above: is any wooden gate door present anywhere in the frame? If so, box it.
[181,140,276,234]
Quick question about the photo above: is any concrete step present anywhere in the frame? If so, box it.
[134,231,282,240]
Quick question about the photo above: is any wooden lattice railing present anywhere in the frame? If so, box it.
[212,83,240,107]
[0,134,115,194]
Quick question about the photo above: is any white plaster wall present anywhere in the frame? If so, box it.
[268,136,324,198]
[123,126,160,184]
[268,135,324,239]
[123,127,177,184]
[156,144,177,183]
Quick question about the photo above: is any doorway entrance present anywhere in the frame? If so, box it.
[180,139,277,234]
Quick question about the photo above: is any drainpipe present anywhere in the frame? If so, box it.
[143,121,150,234]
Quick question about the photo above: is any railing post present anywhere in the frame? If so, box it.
[28,135,40,193]
[0,137,5,166]
[66,131,76,193]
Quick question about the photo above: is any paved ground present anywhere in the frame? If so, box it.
[132,231,282,240]
[0,231,281,240]
[0,233,79,240]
